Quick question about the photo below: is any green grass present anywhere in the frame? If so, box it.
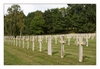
[4,36,96,65]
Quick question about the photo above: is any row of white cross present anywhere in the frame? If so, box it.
[4,33,96,62]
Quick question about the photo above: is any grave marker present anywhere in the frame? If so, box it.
[26,36,29,49]
[22,37,25,48]
[32,36,35,51]
[19,37,21,47]
[14,37,16,46]
[67,35,71,45]
[77,36,87,62]
[54,36,58,44]
[84,34,90,47]
[16,37,18,46]
[38,36,42,52]
[48,35,52,55]
[74,35,79,46]
[60,35,65,58]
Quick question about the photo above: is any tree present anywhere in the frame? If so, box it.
[30,10,45,35]
[43,9,52,34]
[50,8,67,33]
[24,12,35,35]
[4,4,25,37]
[66,4,96,33]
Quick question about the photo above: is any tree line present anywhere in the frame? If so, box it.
[4,4,96,36]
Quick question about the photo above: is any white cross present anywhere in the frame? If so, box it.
[26,36,29,49]
[48,35,52,55]
[32,36,35,51]
[77,36,87,62]
[60,35,65,58]
[38,36,42,52]
[22,36,25,48]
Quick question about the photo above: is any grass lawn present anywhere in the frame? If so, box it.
[4,36,96,65]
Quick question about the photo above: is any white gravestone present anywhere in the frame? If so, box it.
[77,36,83,62]
[19,37,21,47]
[54,36,58,44]
[91,35,95,40]
[67,36,71,45]
[48,35,52,55]
[84,34,90,47]
[26,36,29,49]
[22,37,25,48]
[45,36,48,43]
[16,37,18,46]
[74,36,79,46]
[10,37,12,45]
[14,37,16,45]
[32,36,35,51]
[11,37,14,45]
[10,37,13,45]
[60,36,65,58]
[38,36,42,52]
[12,37,14,45]
[77,36,87,62]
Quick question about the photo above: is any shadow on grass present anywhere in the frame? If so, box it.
[83,56,90,61]
[52,51,59,55]
[64,53,72,57]
[43,49,47,52]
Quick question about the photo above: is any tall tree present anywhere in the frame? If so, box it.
[30,10,45,35]
[4,4,25,37]
[24,12,35,35]
[50,8,66,33]
[66,4,96,33]
[43,9,52,34]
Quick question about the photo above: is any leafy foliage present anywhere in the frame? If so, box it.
[30,11,45,35]
[4,4,25,36]
[4,4,96,35]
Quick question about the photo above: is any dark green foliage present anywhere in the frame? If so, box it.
[30,11,45,35]
[4,4,25,36]
[66,4,96,33]
[43,9,53,34]
[4,4,96,35]
[23,12,35,35]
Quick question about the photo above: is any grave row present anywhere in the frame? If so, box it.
[4,33,96,62]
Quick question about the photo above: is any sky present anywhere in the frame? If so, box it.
[4,4,68,16]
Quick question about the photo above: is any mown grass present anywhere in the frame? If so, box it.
[4,36,96,65]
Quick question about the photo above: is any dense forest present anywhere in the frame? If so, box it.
[4,4,96,36]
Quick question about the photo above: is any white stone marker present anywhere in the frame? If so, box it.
[9,37,11,45]
[10,36,13,45]
[67,36,71,45]
[26,36,29,49]
[9,37,10,44]
[75,36,79,46]
[14,37,16,46]
[32,36,35,51]
[22,37,25,48]
[16,37,18,46]
[77,36,83,62]
[19,37,20,47]
[60,36,65,58]
[54,36,57,44]
[91,35,94,40]
[45,36,48,43]
[48,35,52,55]
[84,34,90,47]
[38,36,42,52]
